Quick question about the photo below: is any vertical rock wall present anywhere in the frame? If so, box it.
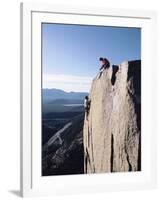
[83,60,141,173]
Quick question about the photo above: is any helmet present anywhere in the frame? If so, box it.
[99,57,104,61]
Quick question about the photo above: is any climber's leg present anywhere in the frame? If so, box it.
[98,71,102,79]
[85,108,87,120]
[85,108,89,120]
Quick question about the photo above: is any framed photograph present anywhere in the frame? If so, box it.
[20,2,157,197]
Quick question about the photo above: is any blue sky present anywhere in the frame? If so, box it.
[42,23,141,92]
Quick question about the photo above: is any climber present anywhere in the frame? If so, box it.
[98,57,110,78]
[84,96,91,120]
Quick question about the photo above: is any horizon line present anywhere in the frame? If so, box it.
[42,87,89,93]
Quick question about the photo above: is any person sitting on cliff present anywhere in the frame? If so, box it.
[98,57,110,79]
[84,96,91,120]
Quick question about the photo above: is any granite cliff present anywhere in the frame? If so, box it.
[83,60,141,173]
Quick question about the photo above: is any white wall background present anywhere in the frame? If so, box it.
[0,0,160,199]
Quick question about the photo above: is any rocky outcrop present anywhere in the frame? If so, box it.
[42,114,84,176]
[83,60,141,173]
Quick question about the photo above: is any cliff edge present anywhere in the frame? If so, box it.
[83,60,141,173]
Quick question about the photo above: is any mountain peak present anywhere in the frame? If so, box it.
[83,60,141,173]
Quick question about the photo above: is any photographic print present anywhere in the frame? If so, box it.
[41,23,141,176]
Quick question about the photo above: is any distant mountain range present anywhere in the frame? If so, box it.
[48,99,83,105]
[43,88,88,102]
[42,88,86,175]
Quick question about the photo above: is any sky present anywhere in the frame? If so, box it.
[42,23,141,92]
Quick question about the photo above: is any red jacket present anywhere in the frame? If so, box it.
[100,58,110,70]
[103,58,110,66]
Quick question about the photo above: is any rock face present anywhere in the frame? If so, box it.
[83,60,141,173]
